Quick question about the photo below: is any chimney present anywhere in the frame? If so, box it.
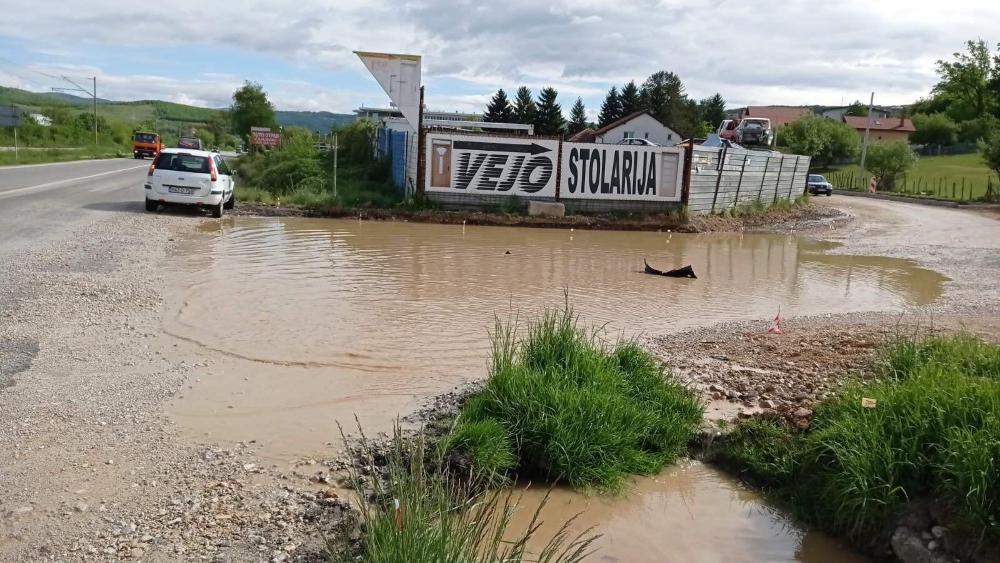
[899,114,905,127]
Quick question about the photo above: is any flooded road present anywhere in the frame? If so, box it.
[157,216,929,563]
[166,217,945,457]
[511,461,868,563]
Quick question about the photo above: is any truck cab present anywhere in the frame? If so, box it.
[132,132,162,159]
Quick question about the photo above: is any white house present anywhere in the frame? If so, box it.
[569,111,681,146]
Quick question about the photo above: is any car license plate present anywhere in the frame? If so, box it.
[167,186,196,195]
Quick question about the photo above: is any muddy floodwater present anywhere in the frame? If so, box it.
[160,217,926,562]
[166,217,945,455]
[511,461,869,563]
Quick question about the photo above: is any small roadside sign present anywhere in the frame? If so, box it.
[251,130,281,147]
[0,105,22,127]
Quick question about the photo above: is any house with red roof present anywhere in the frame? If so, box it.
[842,115,915,143]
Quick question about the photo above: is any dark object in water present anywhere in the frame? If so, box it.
[644,260,697,279]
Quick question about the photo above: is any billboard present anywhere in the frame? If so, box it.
[250,128,281,147]
[560,143,684,201]
[425,133,559,198]
[355,51,422,132]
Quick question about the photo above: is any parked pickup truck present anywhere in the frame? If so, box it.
[132,132,163,159]
[716,118,775,147]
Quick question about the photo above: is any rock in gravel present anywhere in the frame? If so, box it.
[793,407,813,419]
[930,525,946,539]
[74,503,89,513]
[892,527,952,563]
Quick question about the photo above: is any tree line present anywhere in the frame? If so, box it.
[481,72,727,139]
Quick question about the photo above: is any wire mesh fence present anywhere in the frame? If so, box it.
[828,170,998,203]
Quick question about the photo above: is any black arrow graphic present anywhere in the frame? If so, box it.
[453,140,552,155]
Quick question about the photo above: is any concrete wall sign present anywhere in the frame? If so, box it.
[560,143,683,201]
[425,133,558,198]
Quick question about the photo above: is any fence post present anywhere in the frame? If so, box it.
[681,146,693,206]
[961,178,966,201]
[733,153,749,208]
[757,155,771,201]
[788,156,801,200]
[710,146,728,213]
[772,155,785,204]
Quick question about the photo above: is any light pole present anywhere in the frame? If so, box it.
[52,76,98,146]
[858,91,874,179]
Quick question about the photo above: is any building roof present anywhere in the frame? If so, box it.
[593,111,672,136]
[842,115,916,132]
[737,106,812,127]
[567,128,597,142]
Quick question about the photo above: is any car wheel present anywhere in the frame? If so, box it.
[211,202,224,218]
[223,194,235,210]
[145,199,158,212]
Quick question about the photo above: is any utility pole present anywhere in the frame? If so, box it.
[332,133,339,200]
[52,75,98,146]
[858,91,874,177]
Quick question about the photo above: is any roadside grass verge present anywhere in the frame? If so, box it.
[0,146,124,166]
[827,154,996,201]
[333,423,597,563]
[442,308,704,492]
[714,334,1000,550]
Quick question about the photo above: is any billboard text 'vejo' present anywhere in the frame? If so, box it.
[425,134,558,198]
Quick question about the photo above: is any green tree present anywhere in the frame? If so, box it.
[598,86,622,127]
[933,40,998,122]
[911,113,958,148]
[978,129,1000,185]
[866,141,918,191]
[229,81,277,140]
[619,81,642,116]
[512,86,537,126]
[640,71,685,127]
[779,116,860,168]
[568,97,588,135]
[206,112,231,145]
[534,87,565,136]
[958,114,1000,143]
[844,100,869,117]
[483,89,514,123]
[698,93,727,129]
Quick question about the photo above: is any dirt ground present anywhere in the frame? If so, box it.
[1,194,998,562]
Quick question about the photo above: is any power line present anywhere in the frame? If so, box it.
[0,56,63,81]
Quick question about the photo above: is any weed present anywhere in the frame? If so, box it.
[334,422,598,563]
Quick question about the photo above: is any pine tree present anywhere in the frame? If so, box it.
[619,81,642,116]
[598,86,622,127]
[534,87,565,136]
[512,86,538,126]
[483,89,514,123]
[698,93,727,129]
[568,98,588,135]
[641,71,685,128]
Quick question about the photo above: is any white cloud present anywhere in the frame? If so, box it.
[2,0,998,112]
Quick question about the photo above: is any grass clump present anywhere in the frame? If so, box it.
[335,423,597,563]
[445,308,703,491]
[717,334,1000,549]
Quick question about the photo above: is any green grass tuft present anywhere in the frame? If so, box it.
[335,423,597,563]
[717,334,1000,548]
[445,308,703,491]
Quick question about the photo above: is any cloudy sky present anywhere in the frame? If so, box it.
[0,0,997,118]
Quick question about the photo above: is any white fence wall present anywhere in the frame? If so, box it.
[688,147,810,215]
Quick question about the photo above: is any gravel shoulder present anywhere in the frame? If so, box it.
[0,214,346,562]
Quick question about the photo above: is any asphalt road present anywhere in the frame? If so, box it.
[0,158,149,254]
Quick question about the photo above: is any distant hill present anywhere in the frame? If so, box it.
[0,86,355,133]
[276,110,355,132]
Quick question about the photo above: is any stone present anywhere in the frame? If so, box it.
[74,503,89,513]
[927,541,939,551]
[930,525,946,539]
[892,527,952,563]
[794,407,813,418]
[527,201,565,218]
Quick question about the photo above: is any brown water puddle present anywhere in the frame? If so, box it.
[509,461,869,563]
[164,217,946,459]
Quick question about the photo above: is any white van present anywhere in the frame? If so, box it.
[144,148,235,217]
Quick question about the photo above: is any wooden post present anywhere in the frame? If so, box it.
[681,145,694,206]
[710,146,728,213]
[415,86,426,199]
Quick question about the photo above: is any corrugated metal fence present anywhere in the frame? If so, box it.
[376,128,410,193]
[688,147,810,214]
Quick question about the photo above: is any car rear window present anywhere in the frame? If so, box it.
[155,153,210,174]
[134,133,157,143]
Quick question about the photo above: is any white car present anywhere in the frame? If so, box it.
[144,148,235,217]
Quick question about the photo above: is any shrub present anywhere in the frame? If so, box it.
[445,308,703,491]
[865,141,918,191]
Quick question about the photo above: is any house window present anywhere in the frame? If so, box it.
[667,134,673,140]
[644,132,649,139]
[624,131,635,139]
